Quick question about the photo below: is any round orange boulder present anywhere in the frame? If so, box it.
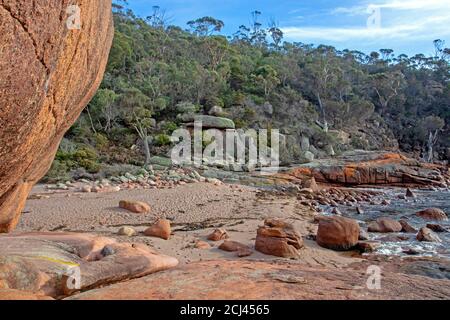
[416,208,448,221]
[368,218,402,233]
[316,216,360,251]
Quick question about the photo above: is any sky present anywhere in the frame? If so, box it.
[126,0,450,56]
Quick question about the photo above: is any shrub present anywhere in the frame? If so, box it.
[53,144,101,175]
[44,160,72,182]
[250,94,265,105]
[163,121,178,134]
[234,118,248,129]
[204,96,224,109]
[233,92,246,106]
[94,133,109,150]
[154,134,172,146]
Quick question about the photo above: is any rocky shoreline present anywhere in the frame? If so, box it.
[1,151,449,300]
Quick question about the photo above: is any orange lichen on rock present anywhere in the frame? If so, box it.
[289,167,313,178]
[280,152,448,187]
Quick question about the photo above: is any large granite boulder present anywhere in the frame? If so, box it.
[316,216,360,251]
[183,115,235,129]
[0,232,178,298]
[416,208,448,221]
[368,218,403,233]
[255,218,303,258]
[0,0,114,232]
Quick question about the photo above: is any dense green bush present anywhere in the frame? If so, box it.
[154,134,172,146]
[53,145,101,174]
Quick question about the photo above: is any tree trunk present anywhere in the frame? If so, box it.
[86,106,97,134]
[427,130,439,163]
[143,135,151,165]
[133,123,152,165]
[323,121,329,133]
[316,93,328,133]
[427,144,433,163]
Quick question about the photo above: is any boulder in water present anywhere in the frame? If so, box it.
[316,216,360,251]
[416,227,442,243]
[368,218,402,233]
[399,220,417,233]
[416,208,448,221]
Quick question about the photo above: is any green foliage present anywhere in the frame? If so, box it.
[187,16,224,36]
[204,96,224,109]
[107,31,133,71]
[154,134,172,146]
[54,3,449,178]
[234,118,248,129]
[45,160,72,182]
[175,101,198,114]
[93,133,110,151]
[53,145,101,175]
[162,121,178,134]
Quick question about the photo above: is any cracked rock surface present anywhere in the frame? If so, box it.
[0,0,114,232]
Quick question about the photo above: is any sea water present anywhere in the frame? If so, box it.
[323,188,450,258]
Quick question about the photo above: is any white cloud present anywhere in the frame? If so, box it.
[332,0,450,14]
[375,0,450,10]
[282,25,416,42]
[283,0,450,46]
[330,5,367,16]
[288,9,302,15]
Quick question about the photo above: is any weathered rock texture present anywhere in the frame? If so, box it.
[316,216,360,251]
[416,227,442,243]
[0,0,114,232]
[219,240,253,257]
[144,219,171,240]
[368,218,403,233]
[399,220,417,233]
[255,218,303,258]
[119,200,151,214]
[280,152,449,187]
[207,228,229,241]
[416,208,448,221]
[0,289,54,300]
[0,232,178,298]
[66,259,450,300]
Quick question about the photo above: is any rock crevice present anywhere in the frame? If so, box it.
[0,1,48,70]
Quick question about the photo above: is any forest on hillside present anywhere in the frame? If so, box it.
[47,1,450,180]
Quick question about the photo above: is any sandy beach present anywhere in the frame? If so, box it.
[2,180,446,300]
[17,182,356,268]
